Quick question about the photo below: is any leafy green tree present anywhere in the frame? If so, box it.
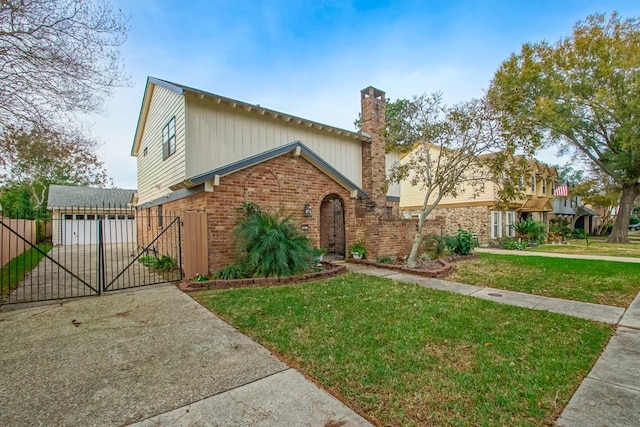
[355,98,413,151]
[0,183,47,219]
[0,126,109,213]
[488,13,640,243]
[386,94,514,267]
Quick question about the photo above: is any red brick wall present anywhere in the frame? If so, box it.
[355,215,446,259]
[142,152,357,273]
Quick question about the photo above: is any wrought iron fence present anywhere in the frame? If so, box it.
[0,205,182,305]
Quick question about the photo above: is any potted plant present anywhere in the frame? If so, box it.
[348,240,367,260]
[312,246,327,265]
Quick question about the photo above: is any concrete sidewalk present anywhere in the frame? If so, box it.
[0,285,370,426]
[556,293,640,426]
[345,261,640,427]
[345,263,625,324]
[475,247,640,263]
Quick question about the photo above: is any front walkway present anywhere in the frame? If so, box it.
[475,247,640,264]
[344,257,640,427]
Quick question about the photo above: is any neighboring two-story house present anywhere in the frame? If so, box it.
[399,152,558,246]
[132,78,400,274]
[550,183,599,234]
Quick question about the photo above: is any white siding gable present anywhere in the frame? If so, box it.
[137,85,187,205]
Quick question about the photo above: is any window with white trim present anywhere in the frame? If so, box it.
[491,210,502,239]
[530,175,536,193]
[162,117,176,160]
[542,179,547,195]
[506,211,516,237]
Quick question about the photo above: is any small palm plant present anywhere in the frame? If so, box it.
[234,208,314,277]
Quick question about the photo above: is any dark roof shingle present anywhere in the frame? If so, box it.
[47,185,136,209]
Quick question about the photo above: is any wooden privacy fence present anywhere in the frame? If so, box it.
[0,218,37,267]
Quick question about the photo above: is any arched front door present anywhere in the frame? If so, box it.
[320,194,345,256]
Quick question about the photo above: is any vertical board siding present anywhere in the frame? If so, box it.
[386,152,401,198]
[185,96,363,187]
[137,85,187,205]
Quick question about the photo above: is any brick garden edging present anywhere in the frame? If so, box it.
[178,262,348,292]
[348,253,480,278]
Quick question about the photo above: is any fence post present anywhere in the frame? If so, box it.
[177,216,184,280]
[97,218,104,295]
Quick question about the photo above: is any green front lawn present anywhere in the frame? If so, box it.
[195,274,611,426]
[1,244,52,296]
[449,253,639,307]
[527,237,640,258]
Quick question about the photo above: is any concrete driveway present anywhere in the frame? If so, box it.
[0,285,369,426]
[5,244,170,304]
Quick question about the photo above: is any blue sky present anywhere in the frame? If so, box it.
[90,1,640,189]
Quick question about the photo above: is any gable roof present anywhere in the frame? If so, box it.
[131,76,371,156]
[519,197,553,212]
[47,185,136,209]
[168,140,367,198]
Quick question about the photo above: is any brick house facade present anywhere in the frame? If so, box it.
[132,78,415,276]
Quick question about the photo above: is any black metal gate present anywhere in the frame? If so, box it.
[0,207,182,306]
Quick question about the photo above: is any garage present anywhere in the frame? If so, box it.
[60,213,136,245]
[47,185,138,246]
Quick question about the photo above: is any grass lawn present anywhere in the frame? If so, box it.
[449,253,639,307]
[527,234,640,258]
[0,244,52,296]
[194,274,611,426]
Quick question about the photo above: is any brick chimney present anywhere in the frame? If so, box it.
[360,86,387,210]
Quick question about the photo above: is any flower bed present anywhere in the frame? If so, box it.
[179,261,347,292]
[348,254,480,278]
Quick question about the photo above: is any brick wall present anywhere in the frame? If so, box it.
[356,215,445,259]
[141,152,357,274]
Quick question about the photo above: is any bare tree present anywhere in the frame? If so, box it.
[387,94,515,267]
[0,0,128,129]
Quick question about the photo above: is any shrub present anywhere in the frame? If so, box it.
[213,264,246,280]
[630,216,640,225]
[234,208,314,277]
[138,255,177,271]
[512,218,546,243]
[375,256,394,264]
[497,237,528,250]
[450,228,475,255]
[420,234,451,259]
[572,228,585,239]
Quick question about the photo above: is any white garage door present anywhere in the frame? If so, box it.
[61,214,137,245]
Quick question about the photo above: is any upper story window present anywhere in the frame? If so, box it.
[542,179,547,195]
[162,117,176,160]
[530,175,536,193]
[518,175,524,189]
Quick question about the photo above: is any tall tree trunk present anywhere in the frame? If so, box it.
[607,183,640,243]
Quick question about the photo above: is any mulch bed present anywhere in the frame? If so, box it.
[179,261,348,292]
[348,253,480,278]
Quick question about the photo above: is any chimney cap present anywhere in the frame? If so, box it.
[361,86,385,100]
